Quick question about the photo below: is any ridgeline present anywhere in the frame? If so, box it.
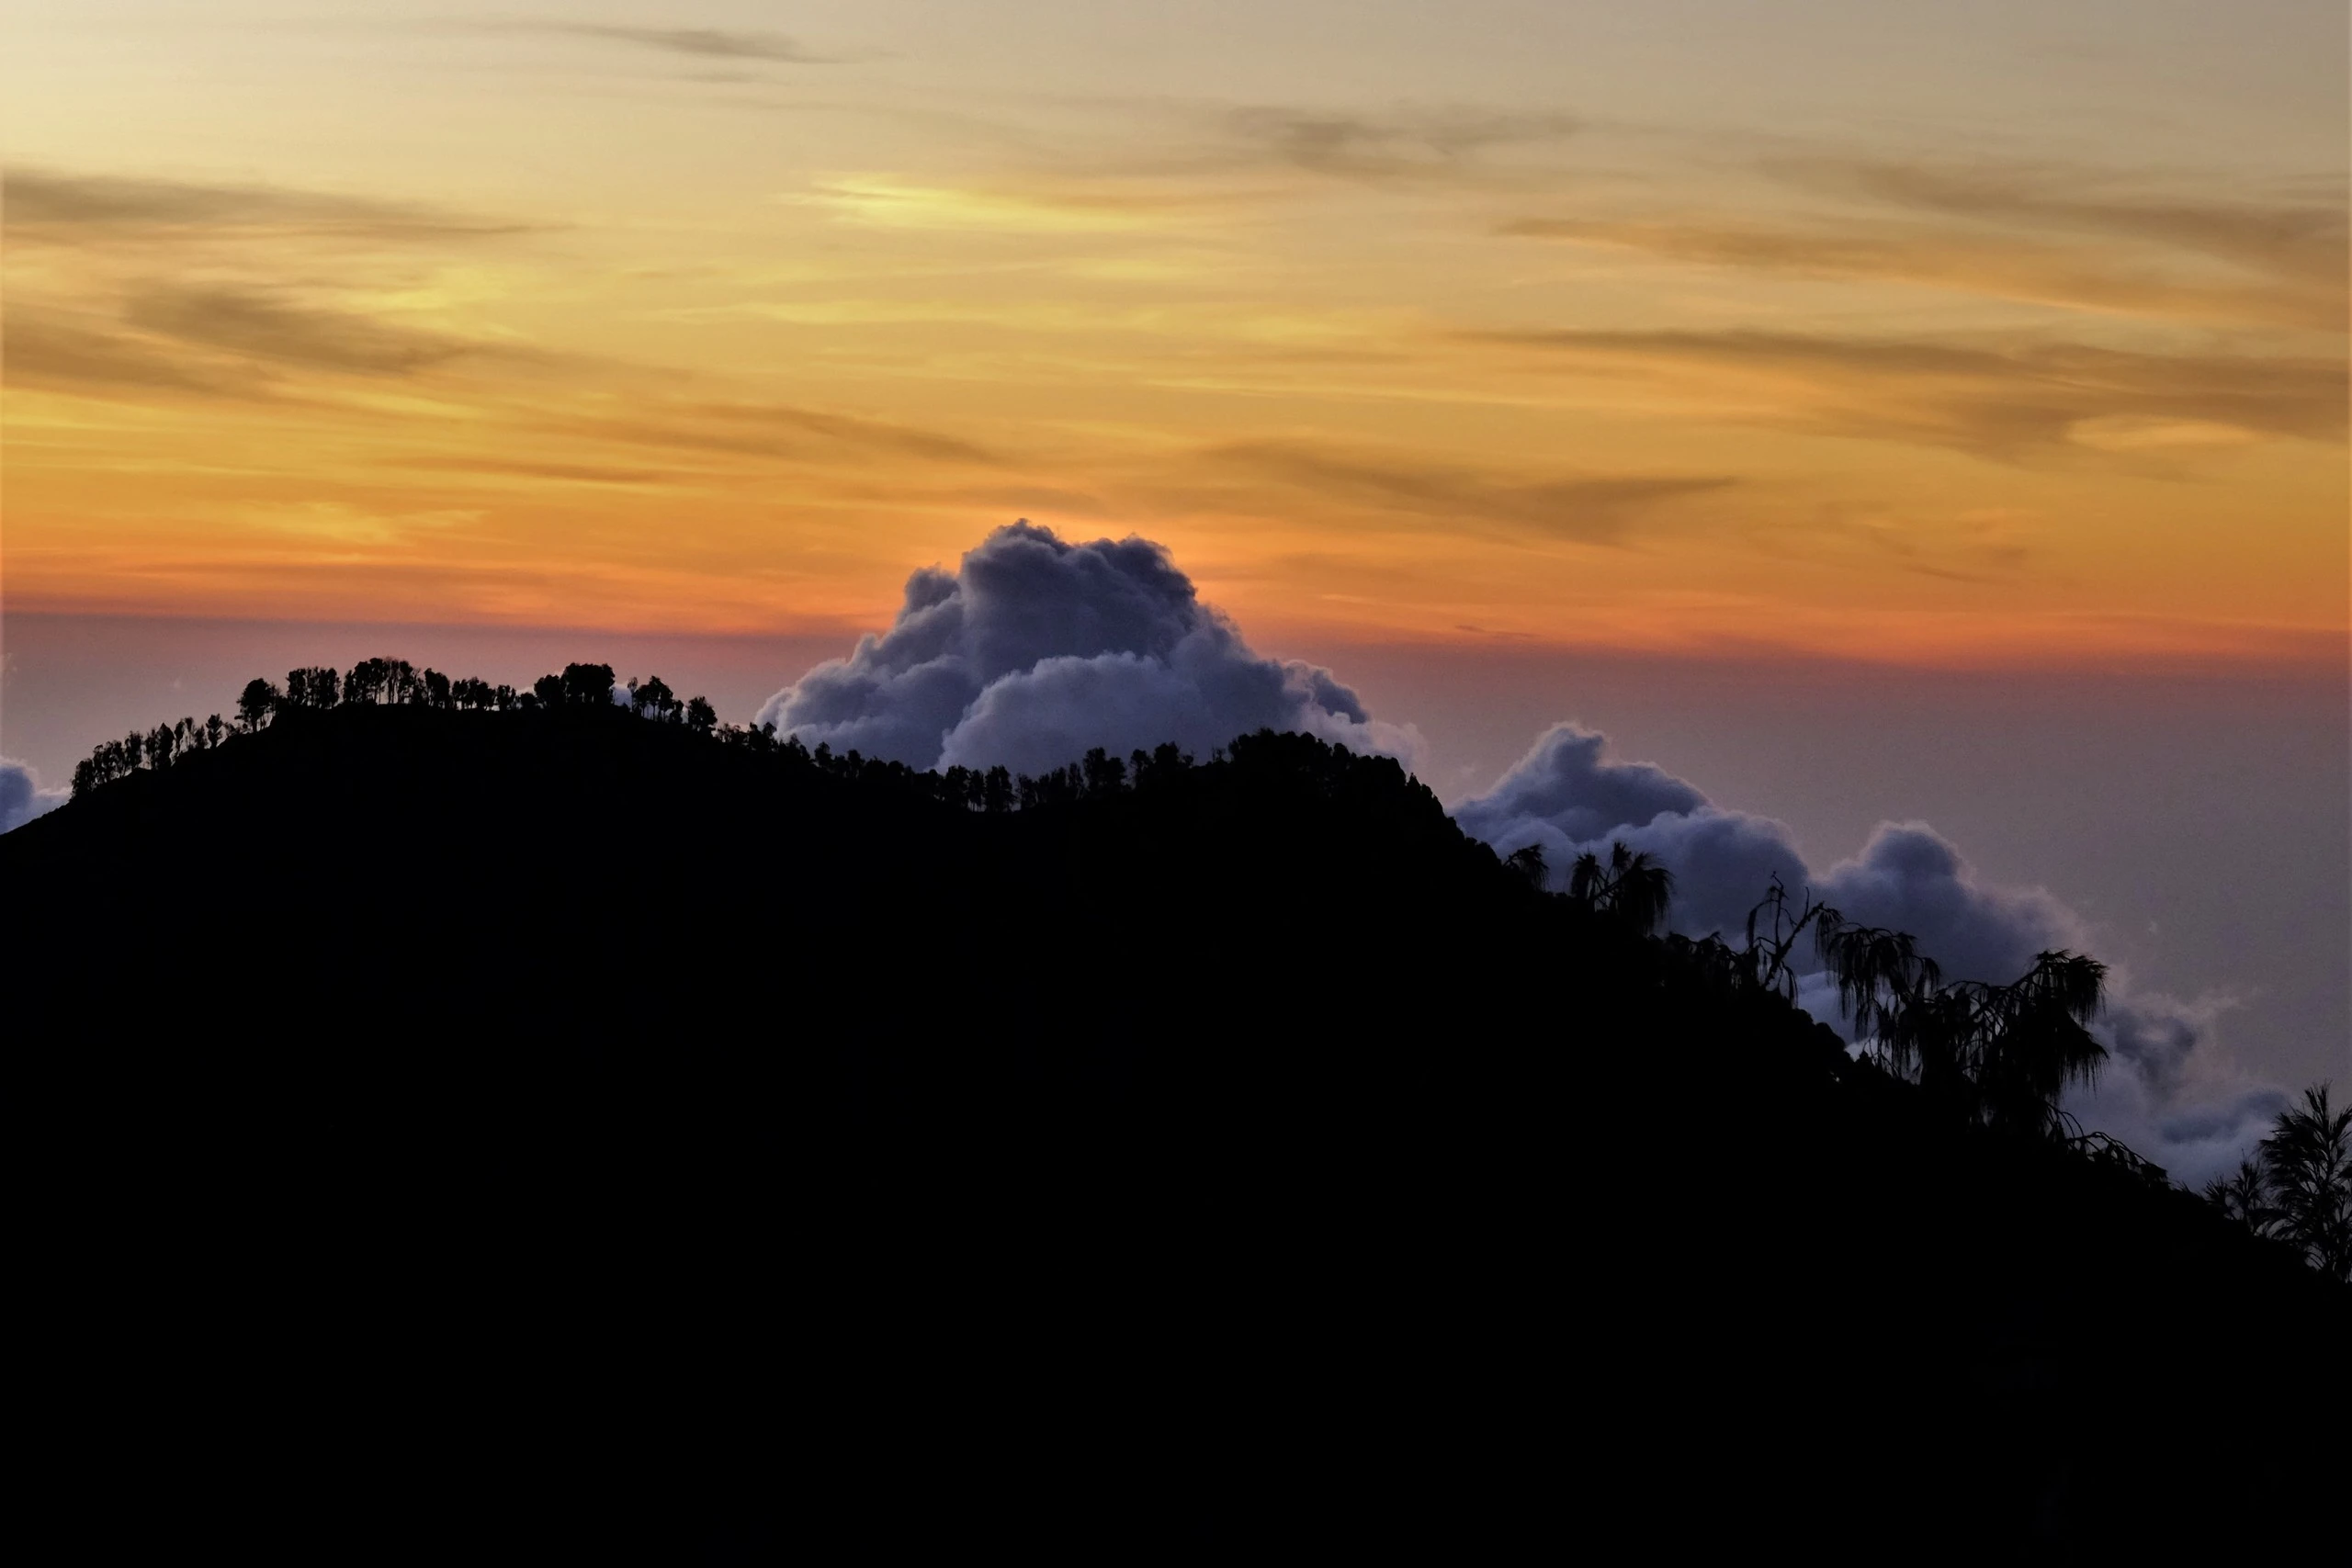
[7,666,2342,1556]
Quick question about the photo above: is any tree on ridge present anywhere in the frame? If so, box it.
[2258,1085,2351,1281]
[1567,840,1674,935]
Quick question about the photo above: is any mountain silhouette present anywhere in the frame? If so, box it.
[7,696,2340,1557]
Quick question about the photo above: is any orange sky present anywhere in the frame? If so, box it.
[5,2,2346,670]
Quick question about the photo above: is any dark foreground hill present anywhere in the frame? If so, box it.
[6,705,2340,1556]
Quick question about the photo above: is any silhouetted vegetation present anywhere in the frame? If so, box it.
[13,662,2345,1553]
[2203,1085,2352,1281]
[1566,840,1675,934]
[1528,852,2146,1168]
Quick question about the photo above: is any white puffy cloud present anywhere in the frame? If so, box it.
[1455,720,2283,1183]
[0,758,67,835]
[759,521,1416,774]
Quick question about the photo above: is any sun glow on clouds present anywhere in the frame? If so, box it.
[792,176,1193,232]
[0,2,2342,666]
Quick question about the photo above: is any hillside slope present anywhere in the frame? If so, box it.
[6,706,2339,1553]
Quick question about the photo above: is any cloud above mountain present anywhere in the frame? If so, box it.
[1453,722,2270,1186]
[750,525,2289,1188]
[758,521,1417,775]
[0,760,67,836]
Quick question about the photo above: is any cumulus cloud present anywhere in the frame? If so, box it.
[759,522,1416,775]
[1,759,68,835]
[1455,721,2281,1182]
[2065,1000,2288,1191]
[1815,823,2084,986]
[1453,724,1806,940]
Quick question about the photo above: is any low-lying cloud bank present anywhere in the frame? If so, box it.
[1455,723,2281,1187]
[1,759,68,835]
[759,521,1417,775]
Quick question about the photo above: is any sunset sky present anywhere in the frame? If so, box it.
[6,2,2344,661]
[2,6,2346,1103]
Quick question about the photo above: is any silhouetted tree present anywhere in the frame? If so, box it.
[533,674,566,708]
[423,669,452,709]
[1736,875,1844,1002]
[344,659,390,705]
[685,695,717,732]
[2258,1084,2351,1281]
[1504,844,1547,890]
[1826,936,2107,1139]
[1132,742,1193,790]
[982,765,1013,814]
[1567,841,1674,934]
[561,663,616,708]
[287,667,341,709]
[237,678,281,733]
[2203,1158,2278,1237]
[1817,919,1939,1042]
[1082,747,1126,795]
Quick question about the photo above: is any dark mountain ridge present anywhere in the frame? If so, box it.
[6,697,2340,1554]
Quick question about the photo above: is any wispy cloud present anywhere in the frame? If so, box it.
[2,310,250,398]
[490,22,847,63]
[124,287,477,377]
[1503,154,2347,331]
[1792,159,2348,287]
[1466,328,2347,460]
[791,175,1202,232]
[1224,106,1579,181]
[5,168,530,243]
[535,399,1002,468]
[386,455,682,487]
[1498,216,2345,331]
[1198,441,1730,544]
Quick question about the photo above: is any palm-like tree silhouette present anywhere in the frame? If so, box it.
[1963,952,2108,1137]
[1819,919,2107,1139]
[1815,920,1939,1037]
[2257,1084,2351,1281]
[1737,874,1840,1001]
[1567,841,1674,935]
[2201,1158,2278,1236]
